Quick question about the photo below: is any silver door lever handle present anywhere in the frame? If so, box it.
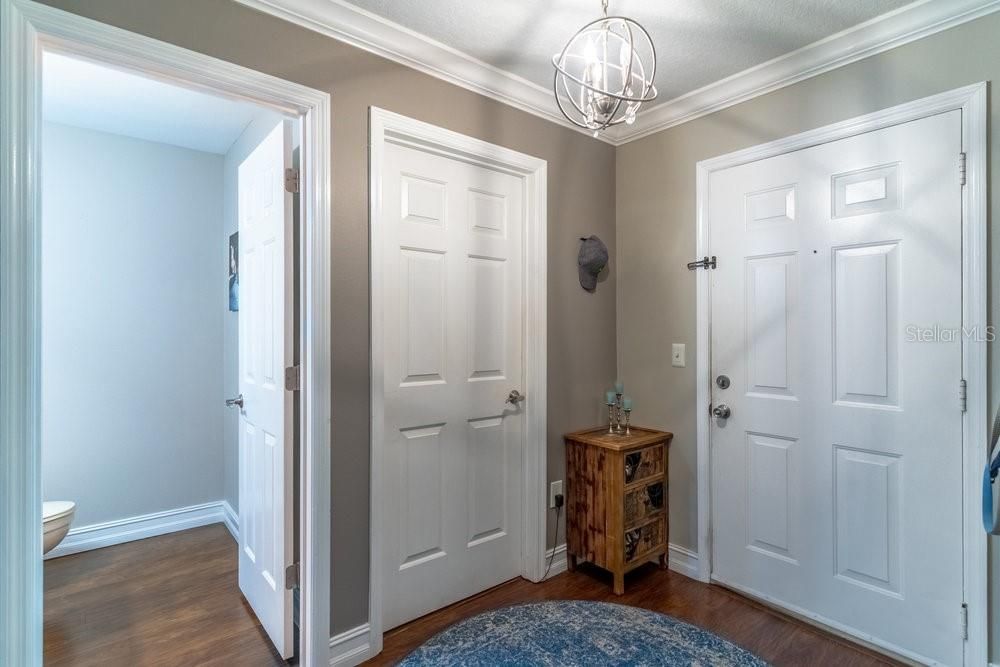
[226,394,244,409]
[506,390,525,405]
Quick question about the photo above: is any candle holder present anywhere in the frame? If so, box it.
[623,407,632,436]
[607,400,617,434]
[614,392,624,433]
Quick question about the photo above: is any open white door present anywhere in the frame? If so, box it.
[236,120,295,659]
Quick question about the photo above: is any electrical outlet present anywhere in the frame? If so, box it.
[550,480,563,509]
[671,343,686,368]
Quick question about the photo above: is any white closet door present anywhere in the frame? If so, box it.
[379,138,525,630]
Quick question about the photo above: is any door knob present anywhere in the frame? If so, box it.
[506,390,525,405]
[226,394,244,409]
[712,403,731,419]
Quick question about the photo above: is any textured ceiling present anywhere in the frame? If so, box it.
[342,0,912,101]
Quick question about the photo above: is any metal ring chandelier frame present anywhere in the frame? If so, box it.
[552,0,658,136]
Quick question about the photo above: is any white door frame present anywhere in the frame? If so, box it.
[368,107,547,655]
[694,83,988,665]
[0,2,332,665]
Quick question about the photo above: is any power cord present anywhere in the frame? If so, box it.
[542,493,564,579]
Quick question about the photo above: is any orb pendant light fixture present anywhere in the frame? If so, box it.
[552,0,658,136]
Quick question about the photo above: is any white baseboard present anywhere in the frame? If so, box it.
[667,543,700,580]
[221,500,239,541]
[542,543,567,580]
[45,500,237,559]
[329,623,372,667]
[551,542,699,581]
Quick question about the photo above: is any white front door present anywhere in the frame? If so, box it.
[378,135,525,630]
[237,120,295,658]
[709,110,964,665]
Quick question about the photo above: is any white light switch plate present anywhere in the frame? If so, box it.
[672,343,686,367]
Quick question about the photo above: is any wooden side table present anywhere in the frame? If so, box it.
[564,426,672,594]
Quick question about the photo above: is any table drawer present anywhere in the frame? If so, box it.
[624,479,665,528]
[624,518,664,563]
[624,444,664,484]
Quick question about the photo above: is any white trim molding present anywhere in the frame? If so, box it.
[613,0,1000,143]
[368,107,548,659]
[45,501,237,560]
[694,83,989,667]
[542,544,568,581]
[666,543,700,581]
[0,2,332,665]
[232,0,609,143]
[328,623,373,667]
[221,500,240,541]
[544,542,700,582]
[232,0,1000,146]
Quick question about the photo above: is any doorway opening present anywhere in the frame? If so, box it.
[1,3,332,665]
[40,50,301,663]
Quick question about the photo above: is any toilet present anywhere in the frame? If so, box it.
[42,501,76,555]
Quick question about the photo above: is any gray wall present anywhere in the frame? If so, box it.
[38,0,619,634]
[615,12,1000,657]
[41,122,226,527]
[221,109,286,513]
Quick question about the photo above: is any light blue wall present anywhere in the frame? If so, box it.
[41,122,227,526]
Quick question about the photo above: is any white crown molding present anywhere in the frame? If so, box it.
[609,0,1000,143]
[235,0,1000,147]
[231,0,617,144]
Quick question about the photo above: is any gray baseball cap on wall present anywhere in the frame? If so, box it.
[578,235,608,292]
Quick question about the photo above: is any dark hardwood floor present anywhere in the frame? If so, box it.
[44,523,285,667]
[371,562,902,666]
[45,524,900,666]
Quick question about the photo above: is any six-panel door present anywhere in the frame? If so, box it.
[237,120,295,658]
[709,110,965,665]
[380,139,525,630]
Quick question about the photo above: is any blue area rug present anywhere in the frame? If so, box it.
[398,600,768,666]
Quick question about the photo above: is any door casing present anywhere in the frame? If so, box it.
[693,83,988,665]
[368,107,548,657]
[0,2,332,665]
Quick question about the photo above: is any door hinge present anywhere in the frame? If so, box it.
[285,365,302,391]
[959,152,967,186]
[284,167,300,193]
[961,602,969,640]
[959,378,967,413]
[285,562,300,590]
[687,255,717,271]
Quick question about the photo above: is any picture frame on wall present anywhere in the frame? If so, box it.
[229,231,239,312]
